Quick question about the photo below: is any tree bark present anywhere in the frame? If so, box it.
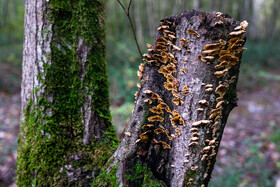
[17,0,118,186]
[107,10,247,186]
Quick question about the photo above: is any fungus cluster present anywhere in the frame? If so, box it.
[137,89,174,148]
[196,20,248,180]
[136,18,194,151]
[138,28,183,146]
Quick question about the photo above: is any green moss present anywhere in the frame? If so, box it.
[183,169,204,186]
[125,162,164,187]
[17,0,118,186]
[139,102,155,129]
[91,164,119,187]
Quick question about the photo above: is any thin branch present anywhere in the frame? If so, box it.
[116,0,143,59]
[117,0,126,12]
[128,0,133,12]
[127,15,142,58]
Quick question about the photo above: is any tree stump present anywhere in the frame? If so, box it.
[109,10,247,186]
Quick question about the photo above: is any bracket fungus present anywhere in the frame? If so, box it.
[144,98,152,104]
[172,97,184,106]
[196,108,204,112]
[141,124,155,130]
[157,103,172,113]
[192,132,201,137]
[158,141,171,149]
[215,84,228,97]
[201,154,208,161]
[154,45,168,52]
[149,106,164,114]
[156,37,169,45]
[175,128,181,135]
[198,99,209,106]
[191,128,199,132]
[214,68,228,78]
[172,44,181,51]
[157,25,169,32]
[190,137,199,142]
[164,82,174,91]
[205,88,213,93]
[148,115,164,122]
[187,29,200,37]
[189,142,199,147]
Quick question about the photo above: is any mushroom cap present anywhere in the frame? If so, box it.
[146,43,152,48]
[172,97,184,106]
[156,37,169,44]
[192,121,202,126]
[203,43,220,50]
[143,90,153,94]
[159,141,171,149]
[154,128,165,134]
[228,29,246,37]
[148,115,164,122]
[164,82,174,91]
[214,68,228,78]
[202,49,220,56]
[141,124,155,130]
[157,25,169,32]
[187,29,200,37]
[198,99,209,105]
[172,44,181,51]
[157,103,171,113]
[218,54,239,63]
[149,106,164,114]
[154,44,168,52]
[215,84,228,97]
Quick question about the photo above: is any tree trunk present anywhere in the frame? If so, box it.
[133,0,144,46]
[267,0,280,37]
[17,0,118,186]
[194,0,201,10]
[106,10,247,186]
[209,0,216,11]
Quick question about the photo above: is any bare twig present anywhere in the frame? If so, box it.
[117,0,143,59]
[128,0,133,12]
[117,0,126,12]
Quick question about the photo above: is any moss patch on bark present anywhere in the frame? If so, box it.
[17,1,118,186]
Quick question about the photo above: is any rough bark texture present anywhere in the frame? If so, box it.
[17,0,118,186]
[108,10,247,186]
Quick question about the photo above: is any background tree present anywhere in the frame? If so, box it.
[17,0,118,186]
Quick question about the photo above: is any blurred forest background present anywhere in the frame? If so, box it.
[0,0,280,186]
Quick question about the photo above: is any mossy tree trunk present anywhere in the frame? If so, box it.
[17,0,118,186]
[106,10,247,186]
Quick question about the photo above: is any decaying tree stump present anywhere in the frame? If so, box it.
[108,10,247,186]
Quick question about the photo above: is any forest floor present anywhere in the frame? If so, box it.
[0,76,279,186]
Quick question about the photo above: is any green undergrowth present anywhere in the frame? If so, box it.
[17,0,119,186]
